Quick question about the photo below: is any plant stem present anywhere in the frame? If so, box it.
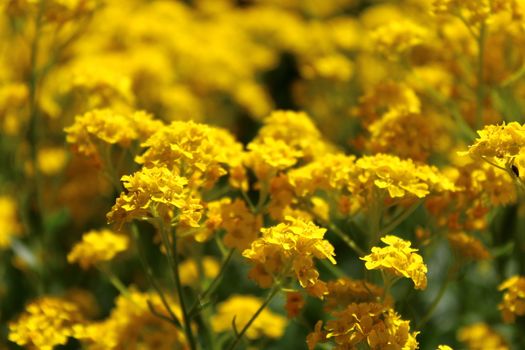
[305,207,365,256]
[227,284,280,350]
[131,224,182,328]
[320,258,346,278]
[416,263,458,329]
[189,248,235,316]
[158,222,197,350]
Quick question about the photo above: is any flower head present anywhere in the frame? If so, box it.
[136,121,244,189]
[447,232,490,261]
[67,229,129,269]
[107,166,202,228]
[361,235,428,290]
[9,297,85,350]
[464,122,525,169]
[65,109,163,161]
[498,275,525,323]
[307,302,419,350]
[243,216,335,297]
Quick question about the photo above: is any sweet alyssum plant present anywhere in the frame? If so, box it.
[3,0,525,349]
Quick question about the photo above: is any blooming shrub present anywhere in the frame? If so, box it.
[2,0,525,349]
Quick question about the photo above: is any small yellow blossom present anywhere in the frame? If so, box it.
[8,297,85,350]
[211,294,286,340]
[65,109,163,161]
[37,147,68,175]
[464,122,525,171]
[307,302,419,350]
[179,256,220,286]
[254,110,331,160]
[457,323,509,350]
[370,20,428,59]
[67,229,129,269]
[324,278,387,311]
[107,166,202,228]
[220,198,263,251]
[432,0,492,25]
[243,216,335,297]
[361,235,428,290]
[137,121,244,189]
[76,290,187,349]
[447,232,490,261]
[245,137,302,180]
[355,153,456,200]
[498,275,525,323]
[437,346,453,350]
[0,196,22,249]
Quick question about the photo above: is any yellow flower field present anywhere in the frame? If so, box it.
[2,0,525,349]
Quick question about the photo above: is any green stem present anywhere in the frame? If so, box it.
[304,206,365,256]
[227,285,280,350]
[189,248,235,316]
[320,258,346,278]
[502,61,525,87]
[131,224,182,328]
[98,266,130,299]
[158,222,197,350]
[369,189,385,248]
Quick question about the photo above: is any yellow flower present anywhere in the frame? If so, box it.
[437,346,454,350]
[254,110,331,160]
[370,20,428,59]
[179,256,220,287]
[107,166,202,228]
[8,297,85,350]
[447,232,490,261]
[355,153,456,200]
[220,198,263,251]
[498,275,525,323]
[361,235,428,290]
[432,0,492,25]
[76,290,187,349]
[245,137,302,181]
[243,216,335,297]
[324,278,388,311]
[136,121,244,189]
[37,147,68,176]
[211,294,286,340]
[67,229,129,269]
[458,323,509,350]
[307,302,419,350]
[464,122,525,170]
[366,110,445,162]
[65,109,163,161]
[0,196,22,249]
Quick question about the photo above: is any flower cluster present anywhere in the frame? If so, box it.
[65,109,162,161]
[8,297,85,350]
[361,235,428,290]
[67,229,129,269]
[307,302,419,350]
[107,166,202,228]
[243,216,336,297]
[498,275,525,323]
